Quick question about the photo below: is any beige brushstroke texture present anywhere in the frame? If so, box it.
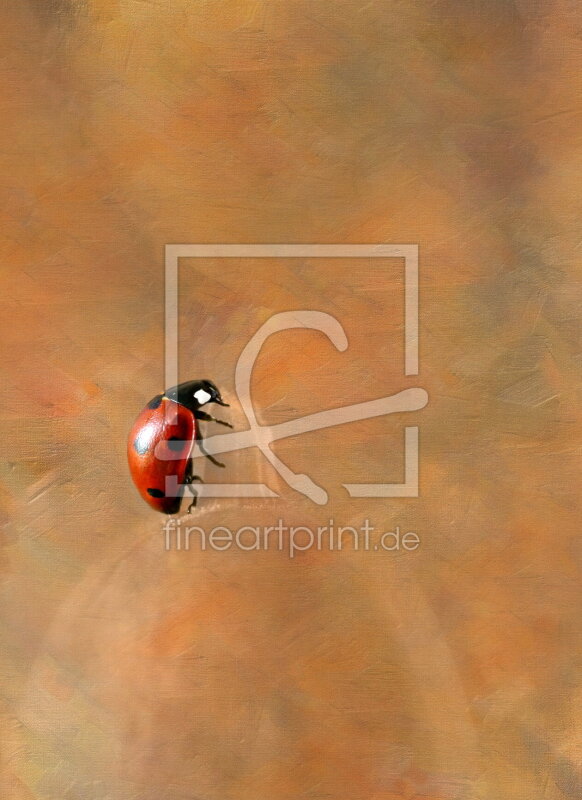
[1,0,582,798]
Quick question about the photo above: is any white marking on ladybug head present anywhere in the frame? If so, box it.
[194,388,212,406]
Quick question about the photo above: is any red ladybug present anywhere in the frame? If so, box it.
[127,380,231,514]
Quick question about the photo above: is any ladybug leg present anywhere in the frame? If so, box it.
[186,488,198,514]
[184,458,203,485]
[194,425,226,469]
[195,410,233,429]
[184,460,203,513]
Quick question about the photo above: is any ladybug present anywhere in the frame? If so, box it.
[127,380,231,514]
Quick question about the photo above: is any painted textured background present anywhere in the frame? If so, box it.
[1,1,582,798]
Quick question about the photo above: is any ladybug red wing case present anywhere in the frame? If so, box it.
[127,395,195,514]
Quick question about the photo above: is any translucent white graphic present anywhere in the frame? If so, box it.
[164,245,425,503]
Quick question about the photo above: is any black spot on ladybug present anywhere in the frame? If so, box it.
[147,394,163,410]
[147,488,165,498]
[167,436,184,452]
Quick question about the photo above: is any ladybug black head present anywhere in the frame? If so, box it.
[165,379,229,412]
[194,380,229,408]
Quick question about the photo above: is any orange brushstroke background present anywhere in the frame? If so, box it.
[1,1,582,798]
